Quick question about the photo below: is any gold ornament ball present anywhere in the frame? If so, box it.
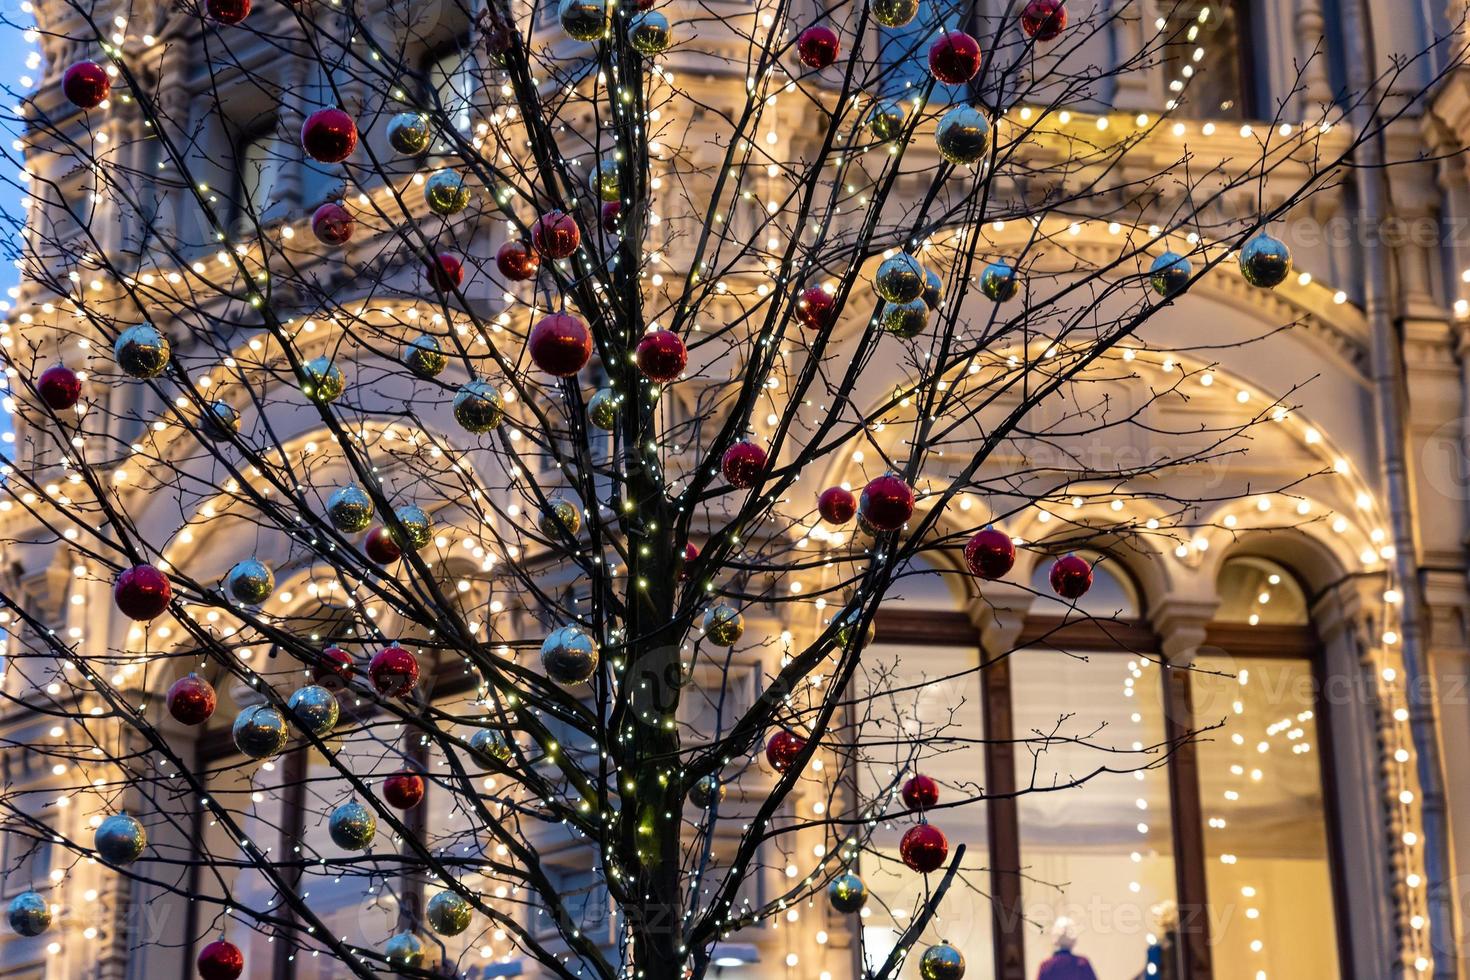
[387,112,432,155]
[630,11,673,55]
[454,379,506,433]
[327,484,374,533]
[538,496,583,540]
[702,604,745,646]
[403,334,447,379]
[427,891,473,936]
[114,324,171,379]
[391,505,433,551]
[935,104,992,165]
[919,942,966,980]
[588,388,621,430]
[871,0,919,27]
[834,606,875,650]
[559,0,609,41]
[867,99,907,142]
[880,298,930,338]
[425,168,472,216]
[300,356,345,404]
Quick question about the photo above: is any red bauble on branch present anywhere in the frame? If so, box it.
[425,252,465,292]
[369,645,420,698]
[205,0,251,25]
[795,284,836,330]
[114,564,172,621]
[600,201,622,234]
[532,210,581,259]
[818,486,856,525]
[860,473,915,531]
[364,526,402,564]
[635,330,687,383]
[528,313,593,376]
[929,31,982,84]
[678,542,700,581]
[766,731,806,773]
[797,25,840,69]
[964,527,1016,580]
[496,240,540,281]
[310,202,354,246]
[1021,0,1067,41]
[722,441,767,488]
[37,365,82,410]
[1049,553,1093,599]
[902,773,940,811]
[62,61,110,109]
[313,646,355,683]
[300,108,358,163]
[166,674,217,726]
[900,823,949,873]
[196,940,244,980]
[383,772,426,809]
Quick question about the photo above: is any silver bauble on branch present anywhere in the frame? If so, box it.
[300,356,345,403]
[834,606,875,649]
[538,495,582,540]
[1149,251,1192,297]
[384,932,426,969]
[922,267,944,309]
[588,388,621,430]
[327,485,374,533]
[469,727,513,766]
[392,505,433,551]
[880,298,930,338]
[453,379,506,433]
[425,168,472,216]
[6,891,51,937]
[866,99,906,142]
[874,252,927,303]
[286,684,340,737]
[701,604,745,646]
[559,0,608,41]
[919,942,967,980]
[590,154,622,202]
[540,624,600,685]
[200,399,240,440]
[426,891,473,936]
[328,800,377,850]
[403,333,447,379]
[827,872,868,913]
[94,813,147,866]
[1239,232,1292,288]
[980,260,1018,301]
[233,704,289,759]
[114,324,171,379]
[225,557,274,605]
[629,10,672,55]
[687,774,726,808]
[871,0,919,27]
[387,112,432,155]
[935,104,992,165]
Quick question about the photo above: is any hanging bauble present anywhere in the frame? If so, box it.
[828,873,868,913]
[391,504,433,551]
[528,313,594,377]
[532,210,581,259]
[314,646,355,684]
[114,323,171,379]
[861,473,915,530]
[922,267,944,310]
[701,604,745,646]
[559,0,609,41]
[935,104,992,165]
[538,495,582,540]
[900,823,949,872]
[328,800,377,850]
[310,201,354,246]
[818,486,857,525]
[496,239,540,281]
[425,252,465,292]
[387,112,432,155]
[765,730,806,773]
[721,441,767,488]
[880,298,929,338]
[600,201,622,234]
[964,527,1015,580]
[870,0,918,27]
[200,400,240,441]
[541,625,600,685]
[300,108,358,163]
[866,99,906,142]
[687,774,725,808]
[6,891,50,937]
[588,388,620,430]
[1239,232,1292,288]
[167,673,217,725]
[427,891,473,936]
[196,939,245,980]
[299,356,344,403]
[630,10,672,54]
[382,772,426,809]
[94,813,147,866]
[635,329,687,383]
[980,260,1018,301]
[875,253,926,303]
[232,704,289,759]
[206,0,250,25]
[383,932,426,970]
[364,526,402,564]
[114,564,172,621]
[918,943,966,980]
[37,364,82,410]
[834,606,875,650]
[797,25,840,69]
[483,15,516,63]
[425,169,471,216]
[453,379,506,433]
[1049,553,1093,599]
[370,645,420,697]
[400,334,447,380]
[63,61,110,108]
[795,284,836,330]
[469,727,513,766]
[225,557,274,605]
[286,684,340,737]
[678,541,700,581]
[1149,251,1191,297]
[929,31,982,84]
[1021,0,1067,41]
[588,155,622,202]
[324,486,373,535]
[902,773,940,811]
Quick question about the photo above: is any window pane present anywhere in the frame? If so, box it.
[1191,655,1340,980]
[1214,558,1308,626]
[1012,650,1174,976]
[1169,0,1252,119]
[428,48,476,135]
[238,135,279,219]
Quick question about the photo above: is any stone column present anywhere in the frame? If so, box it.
[1294,0,1333,117]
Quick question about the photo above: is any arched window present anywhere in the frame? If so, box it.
[1167,0,1259,119]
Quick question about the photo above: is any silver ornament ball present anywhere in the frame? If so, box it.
[94,813,147,866]
[919,942,967,980]
[687,775,726,808]
[387,112,432,155]
[454,380,506,433]
[114,324,171,379]
[286,684,340,737]
[300,356,345,403]
[403,333,447,379]
[701,604,745,646]
[935,104,992,165]
[559,0,608,41]
[1239,232,1292,288]
[427,891,473,936]
[226,557,275,605]
[1149,251,1192,297]
[391,505,433,551]
[630,10,673,55]
[469,727,513,766]
[875,252,927,303]
[329,800,377,851]
[327,484,374,533]
[980,261,1018,302]
[7,891,51,937]
[233,704,289,759]
[425,168,472,216]
[541,624,600,685]
[200,400,240,440]
[867,99,907,142]
[880,298,930,338]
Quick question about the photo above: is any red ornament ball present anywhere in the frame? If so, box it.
[196,939,244,980]
[496,240,540,281]
[818,486,856,525]
[1049,553,1093,599]
[766,730,807,773]
[205,0,250,24]
[902,773,940,811]
[797,25,840,69]
[364,526,402,564]
[528,313,594,377]
[166,674,217,726]
[679,542,700,581]
[313,646,355,684]
[382,772,426,809]
[1021,0,1067,41]
[300,108,358,163]
[425,252,465,292]
[722,441,768,488]
[795,285,836,330]
[859,474,915,531]
[600,201,622,234]
[62,61,110,109]
[928,31,982,84]
[37,364,82,410]
[369,645,420,698]
[114,564,173,621]
[900,823,949,873]
[310,202,354,247]
[964,527,1016,580]
[532,210,581,259]
[635,330,687,383]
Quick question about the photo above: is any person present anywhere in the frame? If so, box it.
[1037,917,1099,980]
[1132,901,1180,980]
